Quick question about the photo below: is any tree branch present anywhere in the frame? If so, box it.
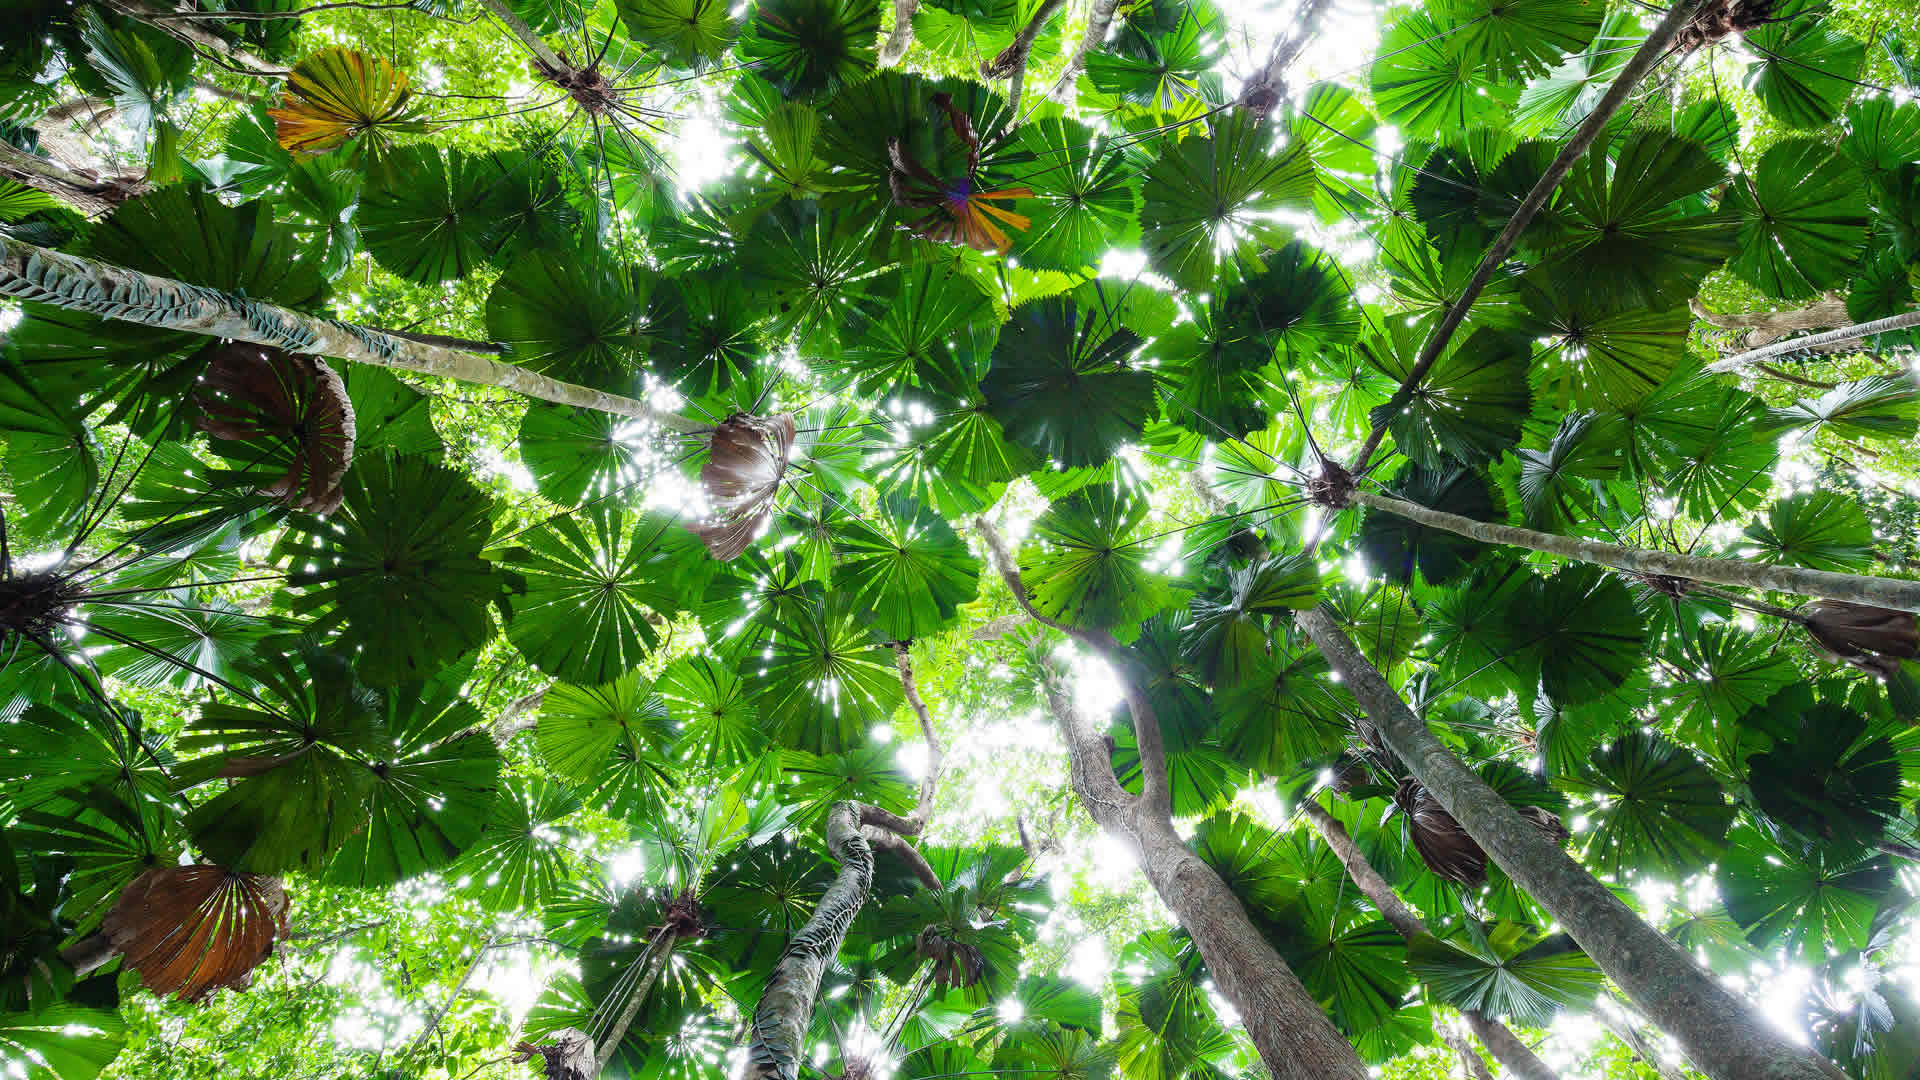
[1691,294,1849,348]
[1349,0,1705,473]
[1704,309,1920,374]
[879,0,919,66]
[982,0,1069,122]
[0,236,712,434]
[1236,0,1334,119]
[862,826,942,889]
[892,643,944,831]
[1045,0,1121,101]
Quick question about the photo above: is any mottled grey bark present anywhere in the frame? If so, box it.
[1348,0,1705,472]
[1704,309,1920,374]
[979,519,1368,1080]
[103,0,288,75]
[1443,1023,1497,1080]
[1348,488,1920,613]
[1294,607,1846,1080]
[0,236,711,434]
[1044,0,1121,100]
[1598,1000,1692,1080]
[1691,295,1850,349]
[744,802,875,1080]
[892,643,944,831]
[1300,801,1559,1080]
[878,0,919,65]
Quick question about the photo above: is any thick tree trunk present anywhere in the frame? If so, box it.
[1704,309,1920,374]
[743,802,874,1080]
[1294,607,1846,1080]
[1300,801,1559,1080]
[980,516,1368,1080]
[1349,488,1920,613]
[0,143,141,217]
[594,936,674,1073]
[1129,809,1370,1080]
[0,236,710,434]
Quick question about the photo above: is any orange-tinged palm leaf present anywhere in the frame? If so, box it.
[269,47,427,155]
[101,866,289,1003]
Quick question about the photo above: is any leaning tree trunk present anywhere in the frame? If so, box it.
[1348,488,1920,613]
[743,801,875,1080]
[1129,809,1370,1080]
[1044,0,1122,100]
[979,515,1369,1080]
[1031,667,1370,1080]
[1299,801,1560,1080]
[1294,607,1846,1080]
[0,235,709,434]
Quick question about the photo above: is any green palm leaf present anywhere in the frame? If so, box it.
[982,296,1155,468]
[831,495,982,640]
[1573,730,1732,880]
[1139,111,1315,290]
[499,505,711,686]
[277,452,502,687]
[1726,139,1870,301]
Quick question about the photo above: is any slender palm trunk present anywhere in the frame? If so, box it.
[1348,0,1702,472]
[594,934,675,1073]
[1299,801,1560,1080]
[1350,488,1920,613]
[743,801,875,1080]
[1293,607,1846,1080]
[476,0,572,72]
[0,235,710,433]
[976,514,1366,1079]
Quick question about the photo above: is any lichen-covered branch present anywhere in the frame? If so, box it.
[1348,488,1920,613]
[1704,309,1920,375]
[0,236,711,434]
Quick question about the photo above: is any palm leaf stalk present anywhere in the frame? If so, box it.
[0,235,711,434]
[1292,606,1848,1080]
[977,517,1371,1080]
[1298,801,1561,1080]
[1338,486,1920,613]
[473,0,572,73]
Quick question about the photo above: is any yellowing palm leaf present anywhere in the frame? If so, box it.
[269,47,428,155]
